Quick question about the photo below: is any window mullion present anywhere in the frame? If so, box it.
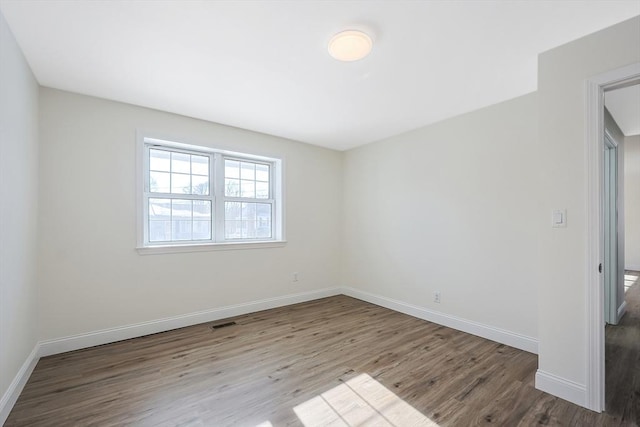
[270,161,276,240]
[224,196,275,203]
[147,193,209,201]
[214,153,225,242]
[143,145,150,245]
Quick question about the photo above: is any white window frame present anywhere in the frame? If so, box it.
[136,133,285,254]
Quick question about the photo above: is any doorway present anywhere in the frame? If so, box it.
[601,81,640,418]
[585,62,640,413]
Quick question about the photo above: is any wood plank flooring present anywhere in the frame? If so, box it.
[604,270,640,425]
[5,283,640,426]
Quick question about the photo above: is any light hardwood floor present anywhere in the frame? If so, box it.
[5,286,640,426]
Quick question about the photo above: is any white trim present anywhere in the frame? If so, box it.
[0,343,40,425]
[585,62,640,413]
[535,370,586,408]
[626,264,640,272]
[35,287,540,358]
[617,300,627,323]
[39,287,341,357]
[135,132,145,248]
[136,240,287,255]
[585,74,605,413]
[342,287,538,354]
[604,129,618,148]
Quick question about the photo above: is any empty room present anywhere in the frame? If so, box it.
[1,1,640,426]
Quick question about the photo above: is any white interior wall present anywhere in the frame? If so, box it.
[536,16,640,405]
[0,10,39,420]
[37,88,343,341]
[342,93,539,343]
[626,134,640,271]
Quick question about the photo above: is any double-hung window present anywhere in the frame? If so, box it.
[222,158,274,240]
[139,136,283,250]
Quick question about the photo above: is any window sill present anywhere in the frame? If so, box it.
[136,240,287,255]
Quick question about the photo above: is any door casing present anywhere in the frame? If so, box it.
[585,63,640,412]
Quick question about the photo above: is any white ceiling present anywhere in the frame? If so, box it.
[1,1,639,151]
[606,84,640,136]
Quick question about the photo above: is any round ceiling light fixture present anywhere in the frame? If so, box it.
[328,30,373,62]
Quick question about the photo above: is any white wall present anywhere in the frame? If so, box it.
[626,134,640,271]
[0,9,39,419]
[343,93,539,343]
[38,88,343,341]
[536,16,640,404]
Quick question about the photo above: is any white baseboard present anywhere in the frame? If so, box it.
[341,287,538,354]
[39,287,341,357]
[0,343,40,425]
[626,265,640,273]
[617,300,627,323]
[535,369,586,408]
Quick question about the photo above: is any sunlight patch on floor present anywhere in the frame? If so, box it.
[293,373,439,427]
[625,273,639,293]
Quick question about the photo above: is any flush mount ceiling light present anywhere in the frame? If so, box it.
[328,30,373,62]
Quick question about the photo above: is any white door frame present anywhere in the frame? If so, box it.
[585,62,640,412]
[603,132,618,325]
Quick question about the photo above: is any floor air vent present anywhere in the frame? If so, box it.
[211,321,237,330]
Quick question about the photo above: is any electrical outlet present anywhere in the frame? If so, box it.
[434,291,441,303]
[292,272,299,282]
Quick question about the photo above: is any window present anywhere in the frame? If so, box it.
[139,136,283,250]
[223,159,273,240]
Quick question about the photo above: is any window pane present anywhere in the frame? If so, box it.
[171,173,191,194]
[149,198,171,221]
[225,202,241,221]
[225,160,240,179]
[256,181,269,199]
[240,180,255,198]
[225,178,240,197]
[240,162,255,180]
[256,203,272,238]
[171,152,190,174]
[221,203,272,240]
[193,200,211,220]
[191,155,209,176]
[256,221,271,238]
[225,220,242,239]
[256,203,271,220]
[193,221,211,240]
[242,202,256,220]
[256,164,269,181]
[149,221,171,242]
[172,199,192,219]
[172,220,192,240]
[150,149,170,172]
[243,220,257,238]
[192,175,209,195]
[150,171,170,193]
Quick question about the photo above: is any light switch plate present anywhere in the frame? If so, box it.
[552,209,567,228]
